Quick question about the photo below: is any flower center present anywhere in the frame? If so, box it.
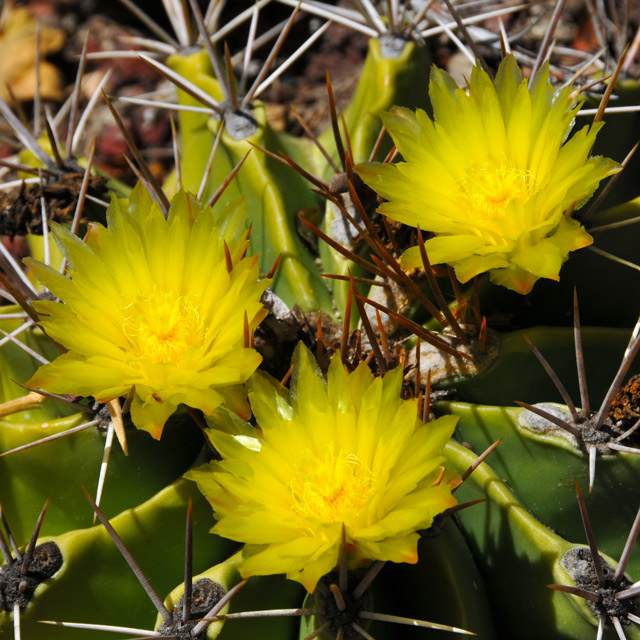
[123,289,205,364]
[290,448,375,523]
[460,160,537,220]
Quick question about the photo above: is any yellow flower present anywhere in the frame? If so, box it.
[25,184,269,439]
[356,54,620,294]
[186,344,458,592]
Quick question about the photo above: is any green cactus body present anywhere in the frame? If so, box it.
[156,550,243,639]
[0,307,72,422]
[445,438,640,640]
[220,574,304,639]
[0,411,204,541]
[156,550,304,639]
[164,50,223,198]
[298,593,338,640]
[437,326,637,405]
[25,232,65,278]
[372,518,499,639]
[588,80,640,209]
[0,478,236,639]
[165,49,332,313]
[314,38,431,178]
[0,3,638,638]
[443,400,640,576]
[207,114,331,313]
[473,195,640,329]
[573,195,640,325]
[316,38,431,315]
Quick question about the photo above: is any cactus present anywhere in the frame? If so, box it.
[0,1,639,639]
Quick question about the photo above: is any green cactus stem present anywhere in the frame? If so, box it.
[0,410,204,541]
[0,478,236,639]
[316,37,431,316]
[165,49,332,314]
[436,326,637,406]
[442,399,640,577]
[445,438,640,640]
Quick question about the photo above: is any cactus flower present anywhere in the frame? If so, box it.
[25,185,269,439]
[187,344,458,592]
[356,54,620,294]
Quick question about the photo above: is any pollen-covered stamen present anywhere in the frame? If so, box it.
[290,449,376,522]
[123,290,206,364]
[459,160,537,221]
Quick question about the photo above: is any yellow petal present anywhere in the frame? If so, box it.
[27,184,270,438]
[355,54,620,294]
[191,345,459,593]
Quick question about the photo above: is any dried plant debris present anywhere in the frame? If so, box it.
[0,174,108,237]
[408,326,501,384]
[610,375,640,427]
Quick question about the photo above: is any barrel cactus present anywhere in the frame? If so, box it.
[0,1,639,639]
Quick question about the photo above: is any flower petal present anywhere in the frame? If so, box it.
[27,183,269,437]
[192,345,459,592]
[355,54,620,294]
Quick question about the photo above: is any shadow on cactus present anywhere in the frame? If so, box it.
[517,292,640,491]
[548,481,640,639]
